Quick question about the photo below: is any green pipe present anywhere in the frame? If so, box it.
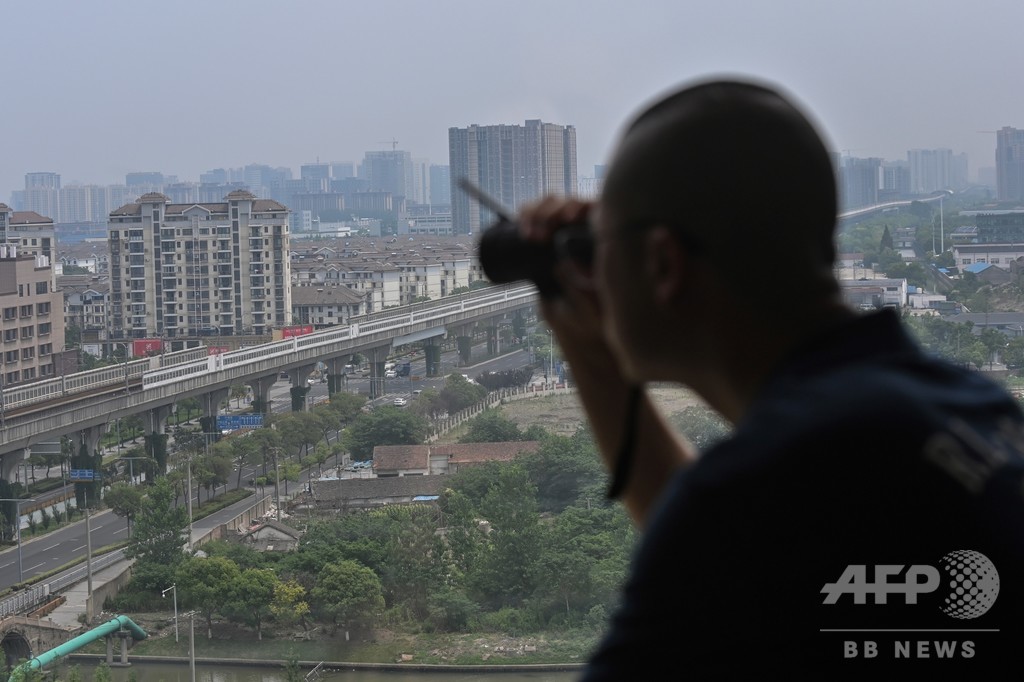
[9,615,147,682]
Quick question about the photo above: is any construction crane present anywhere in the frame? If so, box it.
[377,138,399,151]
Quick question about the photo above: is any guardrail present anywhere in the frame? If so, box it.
[0,549,125,619]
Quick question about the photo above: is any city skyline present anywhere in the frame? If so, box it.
[3,1,1023,203]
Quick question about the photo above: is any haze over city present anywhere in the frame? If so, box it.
[3,0,1022,200]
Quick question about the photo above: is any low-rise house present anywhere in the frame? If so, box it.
[372,441,542,477]
[311,475,447,512]
[239,519,302,552]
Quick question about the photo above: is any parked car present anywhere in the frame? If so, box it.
[393,397,407,407]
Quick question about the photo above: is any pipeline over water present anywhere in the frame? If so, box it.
[8,615,147,682]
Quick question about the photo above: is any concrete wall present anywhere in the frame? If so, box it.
[85,564,133,622]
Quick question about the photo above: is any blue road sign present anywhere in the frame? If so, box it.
[69,469,95,481]
[217,414,264,431]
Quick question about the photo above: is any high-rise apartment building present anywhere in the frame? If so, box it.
[429,165,451,206]
[908,149,954,194]
[0,243,64,385]
[361,150,414,201]
[107,190,291,339]
[300,163,331,191]
[996,127,1024,202]
[838,157,881,210]
[448,119,577,234]
[23,172,61,220]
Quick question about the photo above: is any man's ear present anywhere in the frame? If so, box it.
[644,225,687,306]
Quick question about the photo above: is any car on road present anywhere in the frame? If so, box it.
[385,370,398,378]
[393,397,407,407]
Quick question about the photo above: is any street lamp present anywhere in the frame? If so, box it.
[547,329,554,386]
[161,583,179,642]
[113,341,131,395]
[59,344,79,395]
[117,456,150,485]
[0,497,35,583]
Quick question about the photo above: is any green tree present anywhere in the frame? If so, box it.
[469,464,543,609]
[669,404,731,451]
[230,383,249,408]
[125,478,189,583]
[1004,337,1024,369]
[380,506,446,620]
[311,560,386,636]
[458,409,526,443]
[520,430,606,513]
[440,373,487,413]
[247,427,283,477]
[327,391,366,427]
[104,482,144,538]
[409,388,447,420]
[229,567,279,640]
[343,407,428,459]
[879,224,894,251]
[271,580,311,632]
[282,650,303,682]
[276,411,323,460]
[93,662,112,682]
[176,555,241,638]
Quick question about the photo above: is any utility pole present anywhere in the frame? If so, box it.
[85,490,93,598]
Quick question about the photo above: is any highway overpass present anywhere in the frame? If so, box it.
[0,283,538,477]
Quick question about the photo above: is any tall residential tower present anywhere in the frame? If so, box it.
[448,120,577,234]
[997,127,1024,202]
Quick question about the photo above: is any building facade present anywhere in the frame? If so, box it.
[448,119,578,234]
[107,190,291,339]
[0,246,65,385]
[997,127,1024,202]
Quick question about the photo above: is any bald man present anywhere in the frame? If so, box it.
[519,79,1024,678]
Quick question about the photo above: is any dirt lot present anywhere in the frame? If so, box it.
[439,384,707,442]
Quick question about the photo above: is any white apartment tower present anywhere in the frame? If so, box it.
[108,190,291,339]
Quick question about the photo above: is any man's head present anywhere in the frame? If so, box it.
[593,79,841,383]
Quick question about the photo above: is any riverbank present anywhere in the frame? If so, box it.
[66,653,584,675]
[102,616,598,668]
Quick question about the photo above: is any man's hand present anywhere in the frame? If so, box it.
[519,197,611,365]
[517,196,696,527]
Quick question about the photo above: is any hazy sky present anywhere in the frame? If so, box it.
[2,0,1022,201]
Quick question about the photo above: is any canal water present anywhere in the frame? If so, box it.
[86,662,581,682]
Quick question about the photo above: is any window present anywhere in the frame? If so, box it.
[6,371,19,384]
[21,326,33,340]
[39,343,51,356]
[3,330,15,343]
[36,282,47,294]
[21,347,33,360]
[3,307,15,321]
[36,302,50,315]
[22,367,35,381]
[38,322,51,336]
[4,350,17,363]
[19,305,32,318]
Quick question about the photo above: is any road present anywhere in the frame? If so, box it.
[0,346,535,590]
